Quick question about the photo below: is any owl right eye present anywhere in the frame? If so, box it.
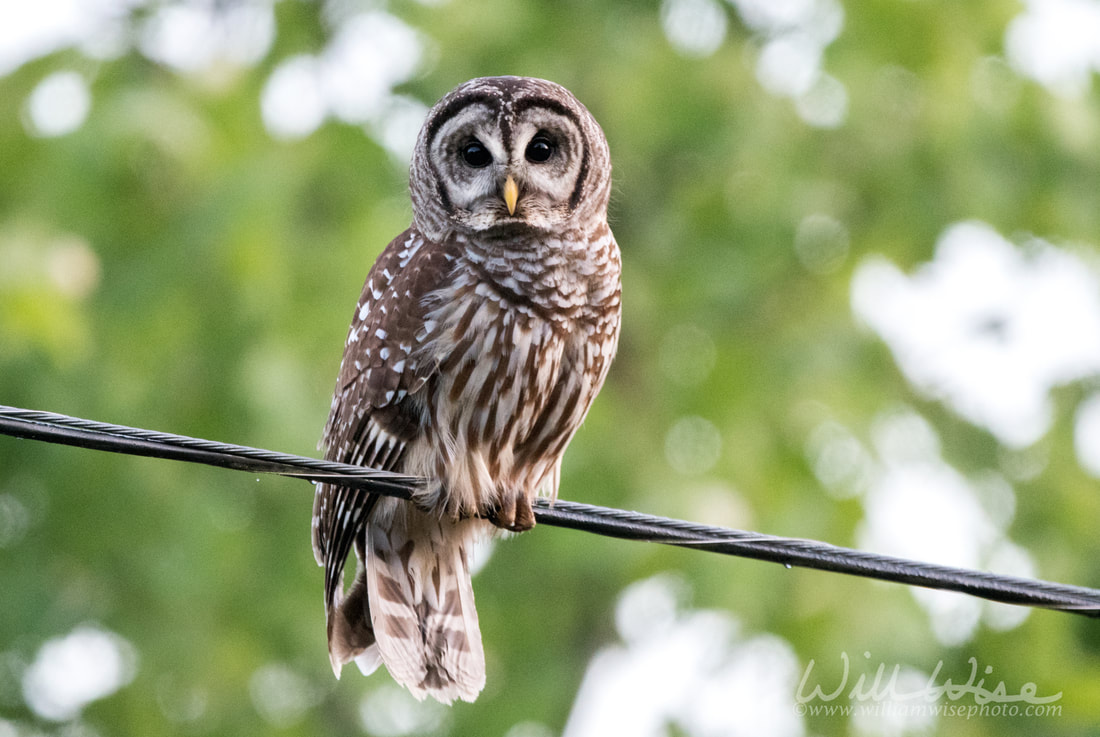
[461,141,492,168]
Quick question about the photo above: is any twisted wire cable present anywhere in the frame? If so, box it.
[1,404,1097,615]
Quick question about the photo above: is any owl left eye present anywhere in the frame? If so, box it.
[525,136,555,163]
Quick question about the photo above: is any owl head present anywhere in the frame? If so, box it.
[410,76,612,240]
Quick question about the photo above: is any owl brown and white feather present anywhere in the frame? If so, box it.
[313,76,621,704]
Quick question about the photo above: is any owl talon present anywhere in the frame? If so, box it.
[513,496,535,531]
[487,493,535,532]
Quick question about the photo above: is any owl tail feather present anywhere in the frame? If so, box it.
[326,571,382,678]
[365,503,486,704]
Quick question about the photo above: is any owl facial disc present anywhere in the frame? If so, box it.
[410,76,612,239]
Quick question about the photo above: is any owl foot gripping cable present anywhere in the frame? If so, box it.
[312,77,621,704]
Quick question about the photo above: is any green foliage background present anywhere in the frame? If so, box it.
[2,1,1099,735]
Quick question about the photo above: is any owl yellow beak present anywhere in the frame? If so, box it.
[502,175,519,216]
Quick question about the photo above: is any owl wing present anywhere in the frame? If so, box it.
[312,228,455,617]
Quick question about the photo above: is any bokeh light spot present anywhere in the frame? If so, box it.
[22,625,137,722]
[24,71,90,137]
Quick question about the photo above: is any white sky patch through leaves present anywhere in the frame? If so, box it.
[852,220,1100,448]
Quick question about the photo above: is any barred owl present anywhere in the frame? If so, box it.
[313,76,621,704]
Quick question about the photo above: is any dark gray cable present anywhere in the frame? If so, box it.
[1,404,1097,616]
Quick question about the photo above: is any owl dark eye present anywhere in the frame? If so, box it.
[461,140,492,168]
[525,136,555,163]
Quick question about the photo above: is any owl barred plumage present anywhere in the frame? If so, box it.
[313,77,621,703]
